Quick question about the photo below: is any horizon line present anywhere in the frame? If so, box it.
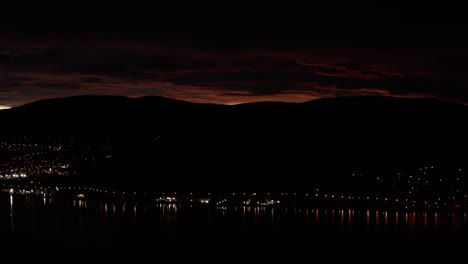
[1,94,460,109]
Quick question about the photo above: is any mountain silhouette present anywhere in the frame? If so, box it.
[1,95,466,133]
[1,95,467,190]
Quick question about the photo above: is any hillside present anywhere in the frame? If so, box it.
[0,95,467,191]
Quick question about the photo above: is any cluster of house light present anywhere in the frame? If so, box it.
[0,140,113,178]
[0,142,71,177]
[0,173,28,179]
[2,161,466,210]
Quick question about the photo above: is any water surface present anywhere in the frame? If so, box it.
[1,194,467,257]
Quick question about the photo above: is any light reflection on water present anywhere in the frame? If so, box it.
[1,195,468,235]
[9,194,14,232]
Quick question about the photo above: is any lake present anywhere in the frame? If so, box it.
[1,193,467,258]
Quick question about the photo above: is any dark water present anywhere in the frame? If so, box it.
[1,194,468,258]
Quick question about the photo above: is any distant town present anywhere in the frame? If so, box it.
[1,180,467,211]
[0,136,112,178]
[0,136,467,211]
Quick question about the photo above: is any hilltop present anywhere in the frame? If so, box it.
[0,95,467,190]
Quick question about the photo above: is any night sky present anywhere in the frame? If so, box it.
[1,1,468,108]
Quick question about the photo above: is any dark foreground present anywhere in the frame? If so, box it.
[0,194,467,260]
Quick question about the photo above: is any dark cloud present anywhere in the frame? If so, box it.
[0,2,467,106]
[80,77,103,84]
[0,40,468,106]
[33,82,83,90]
[435,56,468,71]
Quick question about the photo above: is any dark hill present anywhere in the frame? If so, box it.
[1,95,467,190]
[2,95,466,133]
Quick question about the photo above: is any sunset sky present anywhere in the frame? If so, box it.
[1,2,468,107]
